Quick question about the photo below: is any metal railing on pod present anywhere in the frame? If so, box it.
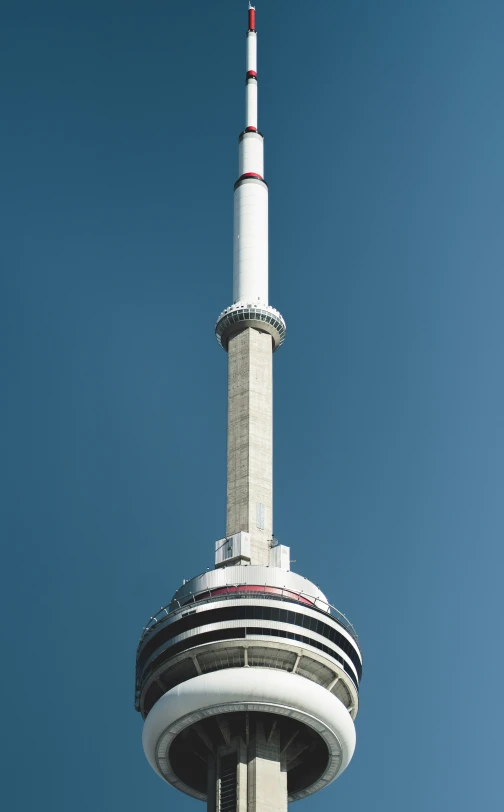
[139,583,358,644]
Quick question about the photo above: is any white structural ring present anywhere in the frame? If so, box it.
[142,668,356,802]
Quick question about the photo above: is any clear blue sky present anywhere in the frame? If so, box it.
[1,1,502,810]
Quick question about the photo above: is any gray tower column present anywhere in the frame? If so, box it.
[207,719,287,812]
[226,328,273,565]
[246,722,287,812]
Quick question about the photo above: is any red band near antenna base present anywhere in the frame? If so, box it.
[237,172,263,181]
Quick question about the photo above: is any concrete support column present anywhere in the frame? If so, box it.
[226,328,273,565]
[247,722,287,812]
[207,726,287,812]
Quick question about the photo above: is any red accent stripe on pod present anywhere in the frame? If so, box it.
[245,126,257,132]
[248,7,256,31]
[246,70,257,79]
[182,585,315,608]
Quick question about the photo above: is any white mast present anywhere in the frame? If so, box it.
[234,3,268,304]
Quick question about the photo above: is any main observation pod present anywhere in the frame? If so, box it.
[136,568,362,805]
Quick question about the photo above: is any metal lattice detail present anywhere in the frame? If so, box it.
[199,649,245,673]
[219,753,238,812]
[247,647,297,671]
[332,680,352,708]
[296,657,334,686]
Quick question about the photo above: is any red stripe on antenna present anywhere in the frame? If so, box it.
[238,172,263,181]
[248,7,256,31]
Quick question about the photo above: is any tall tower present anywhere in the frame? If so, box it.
[135,6,362,810]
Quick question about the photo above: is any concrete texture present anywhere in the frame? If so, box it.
[246,722,287,812]
[226,328,273,566]
[208,726,287,812]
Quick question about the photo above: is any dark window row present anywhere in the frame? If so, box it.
[138,604,362,679]
[138,625,359,693]
[139,627,246,685]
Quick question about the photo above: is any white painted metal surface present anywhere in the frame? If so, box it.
[246,80,258,130]
[215,531,251,566]
[238,132,264,177]
[246,31,257,73]
[233,179,268,304]
[143,669,356,802]
[269,543,291,571]
[171,565,330,608]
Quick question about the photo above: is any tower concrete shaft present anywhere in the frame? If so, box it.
[207,719,287,812]
[219,2,280,568]
[226,329,273,565]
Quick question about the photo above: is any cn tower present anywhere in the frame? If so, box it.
[135,5,362,810]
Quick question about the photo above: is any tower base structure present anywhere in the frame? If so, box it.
[137,568,361,807]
